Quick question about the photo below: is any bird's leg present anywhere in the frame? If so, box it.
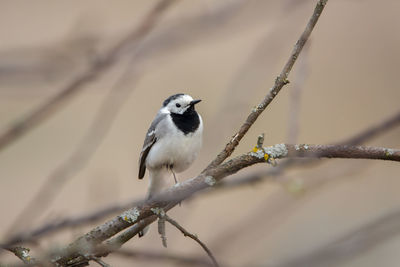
[168,165,181,206]
[168,164,178,184]
[171,169,178,184]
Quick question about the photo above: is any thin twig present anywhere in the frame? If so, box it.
[256,133,265,149]
[157,213,167,248]
[206,0,329,170]
[164,214,219,267]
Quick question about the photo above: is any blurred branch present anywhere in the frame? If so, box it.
[0,0,175,152]
[275,208,400,267]
[211,1,307,138]
[3,197,144,247]
[287,41,310,143]
[0,0,256,89]
[0,34,98,87]
[206,0,328,169]
[114,248,215,266]
[208,160,368,255]
[340,110,400,145]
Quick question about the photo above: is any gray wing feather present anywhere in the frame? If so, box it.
[138,113,167,179]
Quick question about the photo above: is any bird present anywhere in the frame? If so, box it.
[138,93,203,201]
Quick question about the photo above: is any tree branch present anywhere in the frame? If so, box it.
[51,143,398,264]
[217,109,400,189]
[257,144,400,162]
[4,108,399,249]
[206,0,328,169]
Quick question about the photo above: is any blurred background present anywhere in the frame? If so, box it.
[1,0,400,266]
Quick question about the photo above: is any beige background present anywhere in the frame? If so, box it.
[0,0,400,266]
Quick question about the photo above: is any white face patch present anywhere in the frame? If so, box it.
[166,94,194,114]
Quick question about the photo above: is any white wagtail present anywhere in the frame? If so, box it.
[138,93,203,201]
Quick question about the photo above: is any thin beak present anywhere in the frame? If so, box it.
[190,99,201,106]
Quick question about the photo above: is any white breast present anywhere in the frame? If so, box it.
[146,114,203,173]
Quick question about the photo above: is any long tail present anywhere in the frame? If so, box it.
[139,169,165,237]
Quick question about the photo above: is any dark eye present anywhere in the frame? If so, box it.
[176,103,181,108]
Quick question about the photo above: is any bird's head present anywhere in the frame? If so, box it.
[161,93,201,115]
